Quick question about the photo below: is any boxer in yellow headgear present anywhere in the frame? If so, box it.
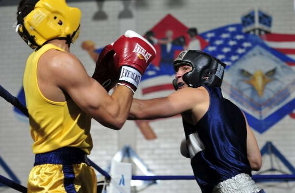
[16,0,157,192]
[16,0,81,49]
[16,0,96,192]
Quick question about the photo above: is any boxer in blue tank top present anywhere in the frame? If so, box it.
[130,50,265,193]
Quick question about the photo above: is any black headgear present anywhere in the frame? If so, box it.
[172,50,226,90]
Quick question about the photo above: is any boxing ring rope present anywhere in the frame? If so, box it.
[2,173,295,193]
[87,158,111,180]
[0,85,29,117]
[132,174,295,182]
[0,175,27,193]
[2,84,295,192]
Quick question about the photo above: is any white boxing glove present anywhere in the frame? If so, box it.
[180,138,190,158]
[187,132,205,158]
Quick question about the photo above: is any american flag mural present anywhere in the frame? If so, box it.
[14,14,295,133]
[261,33,295,64]
[139,15,295,133]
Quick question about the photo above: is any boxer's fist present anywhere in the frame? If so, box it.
[113,30,156,92]
[92,44,119,92]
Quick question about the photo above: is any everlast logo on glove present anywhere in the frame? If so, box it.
[113,30,156,93]
[119,66,142,90]
[133,43,152,62]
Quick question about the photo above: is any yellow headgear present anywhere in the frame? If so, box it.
[16,0,81,49]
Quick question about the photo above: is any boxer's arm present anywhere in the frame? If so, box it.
[244,114,262,171]
[129,87,208,120]
[50,52,133,130]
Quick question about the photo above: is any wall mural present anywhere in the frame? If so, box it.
[14,11,295,136]
[201,23,295,133]
[138,12,295,134]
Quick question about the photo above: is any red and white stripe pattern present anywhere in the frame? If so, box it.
[139,75,175,99]
[261,33,295,67]
[261,33,295,119]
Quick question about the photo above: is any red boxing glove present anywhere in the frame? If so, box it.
[92,44,119,92]
[113,30,156,92]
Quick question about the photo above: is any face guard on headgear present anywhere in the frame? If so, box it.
[172,50,226,90]
[16,0,81,50]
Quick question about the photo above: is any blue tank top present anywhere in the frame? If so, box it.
[182,86,252,193]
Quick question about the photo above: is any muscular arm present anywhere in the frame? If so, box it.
[244,114,262,171]
[40,50,133,130]
[129,87,209,120]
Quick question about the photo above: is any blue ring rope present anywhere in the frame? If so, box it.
[87,158,111,180]
[0,175,27,193]
[0,85,111,190]
[0,85,111,176]
[2,85,295,191]
[2,173,295,193]
[0,85,29,117]
[131,174,295,182]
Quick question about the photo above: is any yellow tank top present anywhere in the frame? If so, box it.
[23,44,93,154]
